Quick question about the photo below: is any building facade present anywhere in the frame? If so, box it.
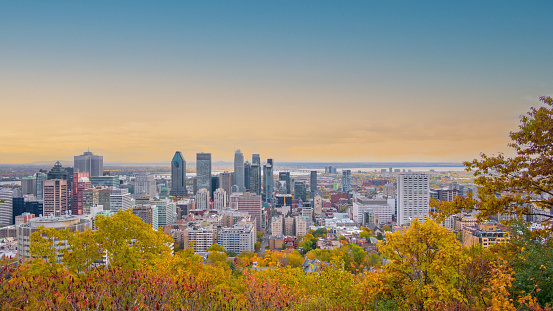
[74,150,103,177]
[233,149,245,192]
[43,179,69,216]
[196,153,212,195]
[397,173,430,226]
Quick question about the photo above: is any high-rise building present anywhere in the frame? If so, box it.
[47,161,69,180]
[210,176,219,200]
[82,188,99,215]
[252,154,261,195]
[278,172,291,194]
[244,161,251,192]
[90,176,119,188]
[0,189,13,226]
[217,223,256,254]
[294,181,306,201]
[284,216,295,236]
[295,216,307,237]
[43,179,69,216]
[135,174,157,198]
[35,172,47,200]
[249,164,261,195]
[271,216,283,236]
[213,188,227,210]
[397,173,430,226]
[233,150,245,192]
[313,194,323,215]
[72,172,92,215]
[219,172,234,197]
[195,188,210,210]
[21,176,37,196]
[98,188,113,211]
[109,189,132,213]
[196,153,211,195]
[152,199,176,228]
[342,170,352,193]
[310,171,318,197]
[263,160,273,204]
[74,150,104,177]
[237,193,263,231]
[170,151,187,197]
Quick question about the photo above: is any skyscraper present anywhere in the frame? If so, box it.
[397,173,430,226]
[244,161,251,192]
[249,164,261,195]
[211,176,219,200]
[294,181,307,201]
[214,188,227,210]
[47,161,69,180]
[233,149,245,192]
[43,179,69,216]
[74,150,103,177]
[342,170,352,193]
[252,154,262,195]
[195,188,210,210]
[0,189,13,227]
[279,172,291,194]
[72,172,91,215]
[135,174,157,198]
[219,171,234,196]
[237,193,263,231]
[35,172,47,200]
[263,159,274,204]
[310,171,318,197]
[196,153,212,196]
[170,151,187,197]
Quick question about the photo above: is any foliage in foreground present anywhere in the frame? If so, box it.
[1,218,552,311]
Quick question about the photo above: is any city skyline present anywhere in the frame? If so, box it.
[1,1,552,164]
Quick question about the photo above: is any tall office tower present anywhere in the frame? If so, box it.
[237,193,263,231]
[47,161,69,180]
[0,189,13,226]
[249,164,261,195]
[284,216,295,236]
[219,171,234,196]
[244,161,251,192]
[196,153,212,195]
[195,188,210,210]
[210,176,219,200]
[263,160,274,204]
[397,173,430,226]
[278,172,291,194]
[74,150,104,177]
[342,170,352,193]
[294,181,307,201]
[21,176,37,196]
[43,179,69,216]
[310,171,318,197]
[233,149,245,192]
[109,189,132,213]
[72,172,91,215]
[213,188,227,210]
[170,151,187,197]
[35,172,47,200]
[82,188,99,215]
[135,174,157,198]
[98,188,113,211]
[151,199,176,228]
[252,154,262,195]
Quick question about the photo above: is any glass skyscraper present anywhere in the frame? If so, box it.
[170,151,187,197]
[233,150,245,192]
[196,153,212,198]
[74,150,103,177]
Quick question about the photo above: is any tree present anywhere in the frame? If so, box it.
[433,96,553,225]
[359,230,371,240]
[256,231,264,241]
[207,243,226,253]
[254,241,261,253]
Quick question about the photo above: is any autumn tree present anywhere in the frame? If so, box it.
[433,96,553,225]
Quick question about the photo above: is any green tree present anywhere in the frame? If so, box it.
[254,241,261,252]
[207,243,226,253]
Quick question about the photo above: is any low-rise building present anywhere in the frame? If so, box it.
[463,223,509,248]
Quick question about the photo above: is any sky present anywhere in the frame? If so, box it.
[1,1,552,164]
